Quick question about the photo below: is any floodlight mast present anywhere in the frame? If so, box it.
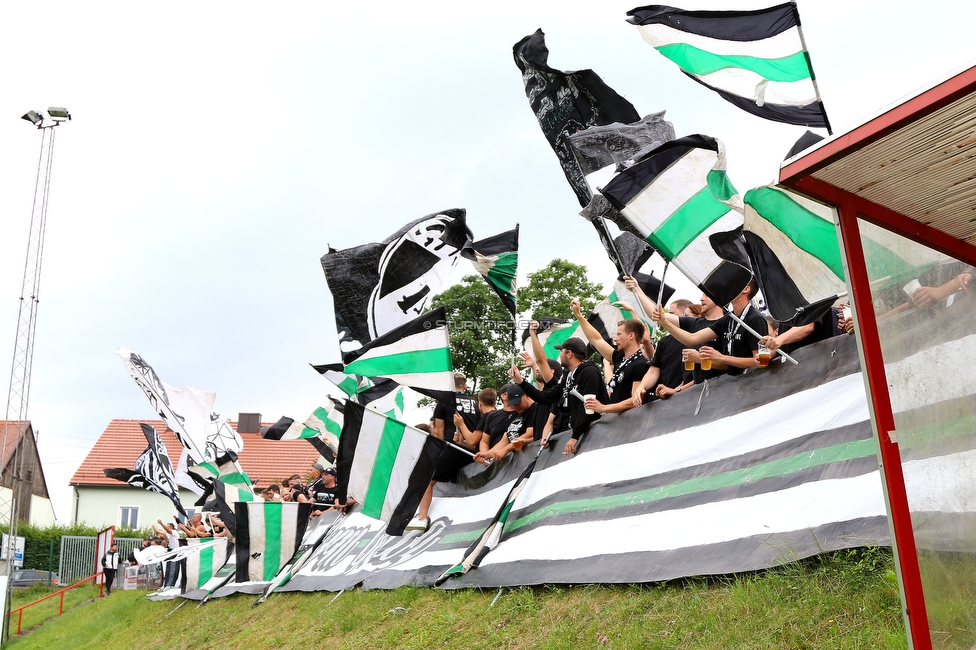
[0,108,68,641]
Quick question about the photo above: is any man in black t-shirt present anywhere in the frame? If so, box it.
[652,279,767,378]
[537,337,607,456]
[432,372,480,442]
[569,299,649,415]
[475,385,551,463]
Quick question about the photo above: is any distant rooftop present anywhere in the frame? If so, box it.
[70,419,320,488]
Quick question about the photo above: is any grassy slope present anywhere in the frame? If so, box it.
[5,549,907,650]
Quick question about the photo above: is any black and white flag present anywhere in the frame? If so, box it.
[104,422,187,517]
[321,209,471,353]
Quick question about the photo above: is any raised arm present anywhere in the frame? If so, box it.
[571,299,615,361]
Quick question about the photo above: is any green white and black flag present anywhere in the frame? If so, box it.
[262,398,345,463]
[462,226,519,319]
[600,135,752,306]
[235,501,312,582]
[627,3,830,131]
[436,456,538,585]
[341,307,455,394]
[335,401,446,536]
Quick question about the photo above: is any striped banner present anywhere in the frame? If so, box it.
[261,334,900,593]
[181,538,229,592]
[627,3,830,129]
[336,401,445,536]
[235,502,311,582]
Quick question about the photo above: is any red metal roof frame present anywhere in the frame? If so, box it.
[776,64,976,650]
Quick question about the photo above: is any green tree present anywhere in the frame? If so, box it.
[432,275,514,392]
[518,258,604,320]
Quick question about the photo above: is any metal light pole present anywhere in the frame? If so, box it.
[0,108,70,641]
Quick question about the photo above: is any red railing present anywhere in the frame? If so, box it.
[8,572,104,636]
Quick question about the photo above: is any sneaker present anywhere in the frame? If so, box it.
[404,516,429,532]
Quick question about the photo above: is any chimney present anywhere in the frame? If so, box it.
[237,413,261,434]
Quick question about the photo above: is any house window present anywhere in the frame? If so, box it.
[119,507,139,528]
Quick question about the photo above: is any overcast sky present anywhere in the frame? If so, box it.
[1,1,974,522]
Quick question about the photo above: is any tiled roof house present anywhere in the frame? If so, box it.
[70,417,320,529]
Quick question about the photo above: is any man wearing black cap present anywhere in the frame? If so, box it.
[474,384,549,464]
[302,462,340,513]
[547,336,608,456]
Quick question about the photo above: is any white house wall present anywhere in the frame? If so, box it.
[73,486,201,530]
[29,496,55,528]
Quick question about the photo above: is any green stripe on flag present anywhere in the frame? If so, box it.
[656,44,812,82]
[746,187,844,280]
[438,438,874,544]
[336,376,360,396]
[650,185,730,259]
[345,348,453,377]
[607,291,633,319]
[263,503,282,580]
[313,406,342,437]
[361,417,407,518]
[485,251,518,298]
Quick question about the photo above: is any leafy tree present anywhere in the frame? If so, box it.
[432,275,515,392]
[518,258,604,320]
[431,260,607,391]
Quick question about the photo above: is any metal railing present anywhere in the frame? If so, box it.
[7,572,102,636]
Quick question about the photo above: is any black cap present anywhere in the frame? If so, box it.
[323,467,337,477]
[546,358,564,382]
[555,337,587,357]
[500,383,524,405]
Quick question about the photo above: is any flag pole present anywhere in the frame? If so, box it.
[791,1,832,135]
[725,308,798,365]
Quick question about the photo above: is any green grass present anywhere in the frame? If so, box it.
[7,582,103,636]
[4,548,907,649]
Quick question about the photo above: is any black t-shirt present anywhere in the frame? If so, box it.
[520,402,552,441]
[607,349,650,404]
[479,408,518,448]
[712,305,768,376]
[678,314,726,382]
[649,334,690,389]
[780,307,840,355]
[432,392,480,439]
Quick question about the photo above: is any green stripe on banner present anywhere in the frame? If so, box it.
[263,503,282,580]
[650,185,730,259]
[746,187,844,280]
[438,438,875,544]
[199,545,214,584]
[362,418,407,519]
[656,44,811,82]
[345,348,453,377]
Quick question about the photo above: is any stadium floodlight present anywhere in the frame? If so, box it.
[47,107,70,121]
[21,110,43,125]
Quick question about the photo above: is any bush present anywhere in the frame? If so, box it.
[0,522,154,572]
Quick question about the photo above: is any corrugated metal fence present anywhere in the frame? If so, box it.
[58,536,143,585]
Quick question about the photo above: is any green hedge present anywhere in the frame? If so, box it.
[0,522,154,573]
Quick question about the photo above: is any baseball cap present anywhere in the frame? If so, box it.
[500,383,524,406]
[555,337,587,357]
